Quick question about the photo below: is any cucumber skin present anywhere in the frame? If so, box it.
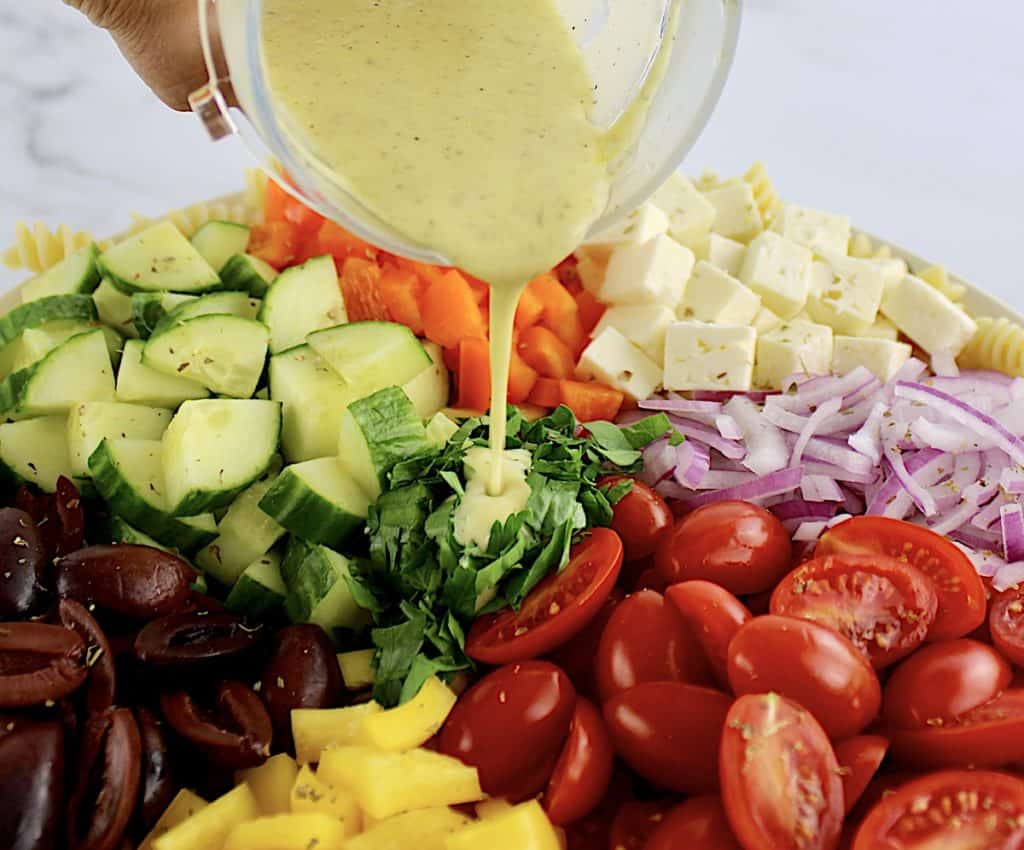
[344,387,431,494]
[225,574,284,618]
[0,295,98,346]
[221,254,278,297]
[88,439,217,553]
[258,470,365,550]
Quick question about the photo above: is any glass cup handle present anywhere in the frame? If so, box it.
[189,81,237,142]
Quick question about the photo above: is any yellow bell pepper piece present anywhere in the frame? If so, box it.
[223,813,348,850]
[290,764,361,835]
[292,701,383,764]
[360,676,457,751]
[238,752,299,815]
[139,789,207,850]
[475,798,515,820]
[337,649,376,690]
[342,807,470,850]
[445,801,562,850]
[152,784,258,850]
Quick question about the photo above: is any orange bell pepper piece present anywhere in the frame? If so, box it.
[543,311,588,357]
[248,222,298,270]
[263,177,291,224]
[379,267,426,335]
[514,286,545,330]
[442,346,460,372]
[554,256,583,295]
[507,349,539,405]
[339,257,390,322]
[559,380,624,422]
[528,377,562,409]
[422,270,488,348]
[456,337,491,413]
[529,273,578,324]
[517,325,575,380]
[317,219,378,263]
[575,290,606,335]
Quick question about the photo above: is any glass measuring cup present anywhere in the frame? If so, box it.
[191,0,741,265]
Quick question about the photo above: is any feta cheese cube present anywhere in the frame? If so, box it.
[577,326,662,400]
[832,336,912,382]
[651,173,716,251]
[574,248,607,295]
[703,180,763,243]
[679,261,761,325]
[582,203,669,263]
[873,257,909,295]
[770,204,851,254]
[861,316,900,341]
[600,234,695,308]
[804,257,884,335]
[593,304,676,362]
[880,274,978,356]
[663,321,756,392]
[739,232,812,319]
[706,234,747,278]
[753,307,783,334]
[755,321,834,387]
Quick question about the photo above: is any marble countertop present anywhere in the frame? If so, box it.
[2,1,1022,303]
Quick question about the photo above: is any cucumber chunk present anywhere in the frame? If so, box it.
[259,457,370,549]
[425,411,459,448]
[0,416,74,493]
[0,294,98,347]
[115,339,209,408]
[0,329,115,419]
[190,221,251,273]
[99,221,223,294]
[269,344,357,462]
[92,279,138,338]
[284,544,370,634]
[220,254,278,296]
[307,320,431,398]
[131,292,197,339]
[20,244,101,302]
[195,475,286,585]
[337,387,430,500]
[11,319,99,373]
[225,552,286,618]
[142,314,269,398]
[88,438,217,552]
[67,401,171,479]
[151,291,261,338]
[161,399,281,516]
[259,255,347,353]
[402,341,450,419]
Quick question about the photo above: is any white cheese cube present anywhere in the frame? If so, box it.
[577,326,662,401]
[593,304,676,363]
[663,321,756,392]
[582,203,669,263]
[832,336,912,382]
[706,234,747,278]
[753,307,783,334]
[574,248,607,295]
[703,180,763,243]
[600,234,695,308]
[679,261,761,326]
[804,257,884,335]
[739,231,812,319]
[651,173,716,251]
[880,274,977,356]
[770,204,851,254]
[873,258,909,294]
[861,316,900,341]
[755,321,834,387]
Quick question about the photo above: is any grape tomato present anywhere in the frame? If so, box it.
[833,735,889,815]
[544,697,614,826]
[600,475,673,562]
[665,580,751,689]
[646,797,742,850]
[608,800,676,850]
[990,583,1024,667]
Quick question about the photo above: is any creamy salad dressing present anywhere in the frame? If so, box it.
[452,447,533,549]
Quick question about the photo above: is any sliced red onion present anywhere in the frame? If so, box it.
[725,396,789,476]
[910,417,991,453]
[839,485,866,516]
[803,436,874,476]
[1001,503,1024,562]
[848,402,886,464]
[791,396,844,466]
[770,499,838,523]
[802,459,878,484]
[954,542,1005,577]
[800,474,844,502]
[1001,467,1024,495]
[888,357,929,388]
[698,470,755,490]
[884,450,938,517]
[842,377,885,410]
[952,527,1002,552]
[667,416,746,460]
[715,414,743,440]
[774,368,875,415]
[678,466,804,510]
[640,397,723,414]
[994,397,1024,435]
[993,561,1024,592]
[674,440,710,489]
[827,512,854,528]
[865,449,946,517]
[972,496,1007,531]
[639,438,678,487]
[931,351,960,378]
[654,480,690,501]
[692,389,773,403]
[793,520,829,542]
[927,500,983,536]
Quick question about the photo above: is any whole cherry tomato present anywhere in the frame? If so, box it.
[603,681,730,794]
[646,796,742,850]
[466,528,623,665]
[438,661,576,800]
[771,554,938,669]
[655,501,792,595]
[720,693,844,850]
[881,638,1011,729]
[666,580,752,689]
[851,770,1024,850]
[815,516,987,641]
[727,615,882,740]
[600,476,673,562]
[546,588,623,700]
[544,698,614,826]
[594,589,710,702]
[989,583,1024,666]
[562,768,634,850]
[608,800,675,850]
[888,689,1024,770]
[833,735,889,815]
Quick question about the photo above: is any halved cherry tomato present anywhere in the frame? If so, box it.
[465,528,623,665]
[666,580,751,689]
[655,501,792,595]
[881,638,1011,729]
[833,735,889,815]
[646,797,742,850]
[815,516,987,641]
[720,693,844,850]
[851,770,1024,850]
[888,688,1024,770]
[544,698,614,826]
[727,614,881,740]
[770,554,938,669]
[438,661,576,800]
[608,800,675,850]
[631,565,668,593]
[989,583,1024,666]
[546,588,623,700]
[599,476,673,562]
[603,681,730,794]
[594,589,711,702]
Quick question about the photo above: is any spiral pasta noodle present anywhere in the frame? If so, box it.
[958,317,1024,377]
[742,162,783,225]
[125,196,258,240]
[918,264,966,303]
[2,222,105,273]
[848,232,893,260]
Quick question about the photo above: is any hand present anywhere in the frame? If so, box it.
[65,0,210,111]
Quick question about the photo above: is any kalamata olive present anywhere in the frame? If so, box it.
[258,624,342,748]
[135,706,177,830]
[135,612,263,670]
[0,719,64,850]
[67,708,141,850]
[0,508,46,618]
[56,599,116,714]
[55,545,193,621]
[160,680,272,769]
[0,622,87,707]
[15,476,84,560]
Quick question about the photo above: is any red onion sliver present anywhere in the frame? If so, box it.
[847,401,886,464]
[1001,467,1024,495]
[639,439,677,487]
[800,474,844,503]
[770,499,838,523]
[678,466,804,510]
[993,561,1024,593]
[640,398,723,415]
[668,416,746,460]
[1001,503,1024,562]
[931,351,960,378]
[725,396,789,476]
[791,396,843,466]
[674,440,710,489]
[793,520,829,542]
[715,414,743,440]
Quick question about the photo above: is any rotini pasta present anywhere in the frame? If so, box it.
[848,232,893,260]
[244,167,268,225]
[958,316,1024,377]
[2,222,105,273]
[695,169,721,192]
[918,264,967,303]
[742,161,782,225]
[124,196,258,240]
